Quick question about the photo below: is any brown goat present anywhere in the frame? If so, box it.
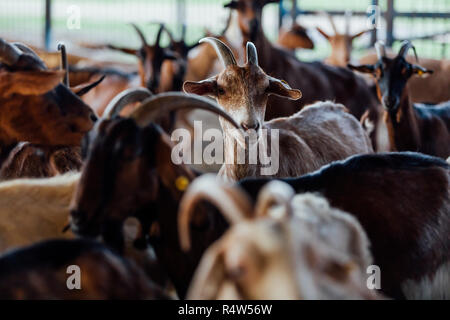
[360,50,450,104]
[179,176,380,300]
[0,39,97,149]
[184,38,372,181]
[277,23,314,50]
[349,41,450,158]
[0,239,168,299]
[70,94,449,299]
[223,0,378,120]
[237,152,450,299]
[316,12,368,67]
[70,94,240,298]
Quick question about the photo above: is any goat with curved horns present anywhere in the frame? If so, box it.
[184,37,372,181]
[349,41,450,159]
[178,175,381,300]
[317,11,369,67]
[223,0,378,121]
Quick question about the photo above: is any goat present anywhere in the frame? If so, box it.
[178,176,380,299]
[0,39,97,150]
[0,239,167,299]
[69,94,242,298]
[0,43,103,180]
[223,0,378,120]
[235,152,450,299]
[316,11,368,67]
[349,41,450,158]
[360,50,450,104]
[277,22,314,50]
[184,38,372,181]
[69,94,447,299]
[0,87,152,252]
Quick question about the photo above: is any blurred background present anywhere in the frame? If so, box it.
[0,0,448,62]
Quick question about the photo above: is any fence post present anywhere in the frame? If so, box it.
[370,0,379,46]
[176,0,186,39]
[291,0,297,22]
[386,0,395,47]
[44,0,52,50]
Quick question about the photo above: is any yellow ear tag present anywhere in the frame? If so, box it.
[175,176,190,192]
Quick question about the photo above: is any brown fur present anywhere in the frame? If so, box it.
[277,23,314,50]
[0,143,82,180]
[225,0,378,120]
[350,46,450,158]
[184,43,372,181]
[360,51,450,104]
[0,239,168,299]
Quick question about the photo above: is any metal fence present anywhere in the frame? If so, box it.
[0,0,448,61]
[281,0,450,60]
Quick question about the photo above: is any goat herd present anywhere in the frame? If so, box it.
[0,0,449,300]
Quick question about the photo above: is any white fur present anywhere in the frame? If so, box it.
[401,262,450,300]
[0,172,80,253]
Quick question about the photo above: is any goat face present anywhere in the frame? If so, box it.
[184,39,301,133]
[188,218,377,300]
[224,0,279,41]
[348,41,433,113]
[129,24,178,93]
[278,24,314,50]
[0,40,97,146]
[70,118,158,242]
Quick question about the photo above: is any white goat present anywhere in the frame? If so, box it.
[178,175,381,300]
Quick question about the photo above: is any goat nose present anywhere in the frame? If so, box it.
[90,113,98,123]
[241,122,260,131]
[383,96,399,110]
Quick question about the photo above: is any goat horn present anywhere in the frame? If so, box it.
[103,87,153,119]
[57,42,69,86]
[321,11,338,35]
[398,40,419,62]
[200,37,237,68]
[0,38,22,65]
[178,174,252,251]
[255,180,295,219]
[130,23,148,47]
[129,92,241,130]
[155,23,165,49]
[375,41,386,61]
[12,42,47,69]
[246,42,258,66]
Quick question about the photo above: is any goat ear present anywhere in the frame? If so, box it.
[163,50,178,61]
[71,75,106,97]
[224,1,238,9]
[412,64,433,78]
[0,70,64,97]
[187,242,227,299]
[183,78,217,97]
[316,27,330,40]
[351,29,369,40]
[347,63,375,74]
[267,77,302,100]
